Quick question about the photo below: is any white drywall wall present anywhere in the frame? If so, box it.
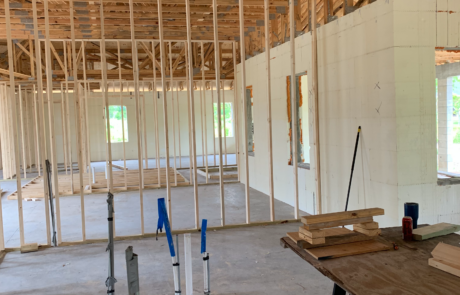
[236,0,460,227]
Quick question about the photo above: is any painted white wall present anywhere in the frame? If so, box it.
[46,88,236,163]
[236,0,460,227]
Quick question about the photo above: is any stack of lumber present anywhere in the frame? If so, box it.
[287,208,390,259]
[429,243,460,278]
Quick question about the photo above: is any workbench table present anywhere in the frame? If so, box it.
[280,226,460,295]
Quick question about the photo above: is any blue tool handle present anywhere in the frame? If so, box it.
[157,198,175,257]
[201,219,207,254]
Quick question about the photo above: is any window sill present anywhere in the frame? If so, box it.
[298,163,310,170]
[288,163,310,170]
[437,171,460,186]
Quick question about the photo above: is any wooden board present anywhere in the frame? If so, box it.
[305,240,391,260]
[111,163,128,170]
[301,208,384,225]
[429,258,460,278]
[354,222,379,230]
[287,231,375,250]
[413,223,460,241]
[299,226,352,238]
[302,216,374,230]
[353,226,381,237]
[298,233,325,245]
[298,228,325,238]
[431,243,460,263]
[20,243,38,253]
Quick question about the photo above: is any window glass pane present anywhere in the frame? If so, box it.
[300,75,310,163]
[107,105,128,143]
[213,102,234,137]
[452,77,460,172]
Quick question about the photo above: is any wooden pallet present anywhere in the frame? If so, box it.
[8,168,188,200]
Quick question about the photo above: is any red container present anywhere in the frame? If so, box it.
[402,216,413,241]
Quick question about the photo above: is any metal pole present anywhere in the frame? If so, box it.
[203,253,210,295]
[125,246,140,295]
[344,126,361,212]
[105,192,117,294]
[45,160,57,247]
[201,219,210,295]
[174,235,181,295]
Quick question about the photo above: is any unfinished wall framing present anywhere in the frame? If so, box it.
[3,0,453,253]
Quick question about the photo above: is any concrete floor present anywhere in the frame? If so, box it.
[0,223,332,295]
[1,181,305,248]
[0,154,328,294]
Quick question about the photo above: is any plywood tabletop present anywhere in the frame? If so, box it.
[280,225,460,295]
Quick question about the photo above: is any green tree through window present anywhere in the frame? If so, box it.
[453,77,460,143]
[106,105,128,142]
[213,102,233,137]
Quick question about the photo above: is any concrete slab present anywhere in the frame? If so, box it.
[0,223,331,295]
[1,181,306,248]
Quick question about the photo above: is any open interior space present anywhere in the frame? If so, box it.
[1,0,460,294]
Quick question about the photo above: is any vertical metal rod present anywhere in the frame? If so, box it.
[203,252,210,295]
[345,127,361,212]
[201,219,210,294]
[105,192,116,294]
[45,160,57,246]
[176,235,181,294]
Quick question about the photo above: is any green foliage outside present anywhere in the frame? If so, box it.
[106,105,128,142]
[453,77,460,143]
[213,102,233,137]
